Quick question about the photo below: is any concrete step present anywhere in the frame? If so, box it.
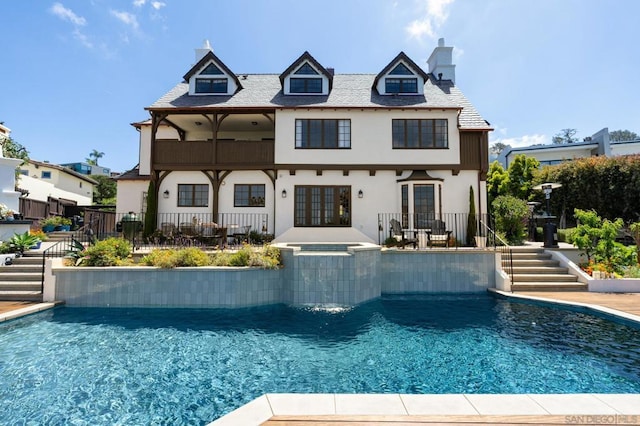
[0,291,43,302]
[508,266,569,275]
[11,256,43,265]
[513,273,578,282]
[512,282,588,292]
[505,259,560,267]
[0,273,43,282]
[509,253,553,260]
[0,265,43,273]
[0,282,41,291]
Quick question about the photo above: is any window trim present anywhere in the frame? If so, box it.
[294,185,351,227]
[392,119,449,149]
[195,78,228,94]
[177,184,209,207]
[234,184,266,207]
[289,77,323,94]
[295,119,351,149]
[385,77,418,94]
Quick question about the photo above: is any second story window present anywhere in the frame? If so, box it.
[41,171,52,179]
[195,78,228,94]
[290,78,322,93]
[295,119,351,149]
[385,78,418,94]
[392,119,448,149]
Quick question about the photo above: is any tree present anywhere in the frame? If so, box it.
[505,154,539,200]
[609,129,639,142]
[492,195,529,244]
[143,180,157,238]
[91,175,117,205]
[552,128,578,144]
[1,136,29,162]
[466,186,477,246]
[490,142,509,156]
[87,149,105,166]
[487,161,509,202]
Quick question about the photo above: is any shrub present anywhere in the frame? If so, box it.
[492,195,529,245]
[210,251,232,266]
[140,249,178,268]
[248,244,281,269]
[624,265,640,278]
[174,247,210,267]
[228,245,252,266]
[80,238,132,266]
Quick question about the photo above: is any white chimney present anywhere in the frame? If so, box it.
[427,37,455,83]
[195,39,213,62]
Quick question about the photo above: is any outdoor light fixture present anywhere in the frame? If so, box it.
[358,190,364,198]
[281,189,287,198]
[163,190,170,198]
[251,121,258,126]
[195,121,202,126]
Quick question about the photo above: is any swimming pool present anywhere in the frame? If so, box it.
[1,294,639,425]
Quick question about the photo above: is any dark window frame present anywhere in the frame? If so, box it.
[195,78,228,94]
[294,185,351,227]
[177,184,209,207]
[385,78,418,93]
[41,171,52,179]
[290,77,323,93]
[392,119,448,149]
[413,184,436,229]
[234,184,266,207]
[295,119,351,149]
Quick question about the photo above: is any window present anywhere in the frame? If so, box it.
[41,171,51,179]
[295,119,350,149]
[200,63,223,75]
[19,169,27,176]
[177,184,209,207]
[385,78,418,93]
[389,63,413,75]
[234,184,265,207]
[290,78,322,93]
[294,63,319,75]
[295,186,350,227]
[79,182,83,188]
[392,119,448,149]
[195,78,227,94]
[401,184,409,229]
[413,184,435,229]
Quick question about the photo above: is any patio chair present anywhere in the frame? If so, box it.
[427,220,452,248]
[389,218,418,249]
[232,225,252,246]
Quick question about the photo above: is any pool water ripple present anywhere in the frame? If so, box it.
[1,294,640,425]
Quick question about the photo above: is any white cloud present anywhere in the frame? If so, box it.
[72,28,93,48]
[50,2,86,26]
[133,0,146,6]
[110,10,139,29]
[151,1,166,10]
[406,0,455,41]
[491,133,549,148]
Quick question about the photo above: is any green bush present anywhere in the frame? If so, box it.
[174,247,211,267]
[80,238,132,266]
[228,245,252,266]
[248,244,281,268]
[140,249,178,268]
[624,265,640,278]
[558,228,575,243]
[492,195,529,245]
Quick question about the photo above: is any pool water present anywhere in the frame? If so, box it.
[1,294,640,425]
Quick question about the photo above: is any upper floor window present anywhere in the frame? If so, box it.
[195,78,228,94]
[389,63,413,75]
[294,63,319,75]
[385,78,418,94]
[19,169,28,176]
[290,78,322,93]
[234,184,265,207]
[41,171,51,179]
[200,63,223,75]
[295,119,350,149]
[392,119,448,149]
[177,184,209,207]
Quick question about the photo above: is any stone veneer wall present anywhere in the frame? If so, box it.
[49,249,496,308]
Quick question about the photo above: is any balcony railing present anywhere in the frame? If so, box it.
[377,212,492,248]
[153,139,275,169]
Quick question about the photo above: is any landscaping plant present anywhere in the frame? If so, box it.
[491,195,529,245]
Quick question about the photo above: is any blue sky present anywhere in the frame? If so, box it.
[1,0,638,172]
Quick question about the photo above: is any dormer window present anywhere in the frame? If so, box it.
[195,78,228,94]
[373,52,428,96]
[279,51,333,96]
[200,63,223,75]
[183,49,242,96]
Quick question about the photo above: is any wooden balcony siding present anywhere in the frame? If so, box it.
[153,139,274,170]
[459,131,489,172]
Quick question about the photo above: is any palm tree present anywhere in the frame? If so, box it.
[87,149,105,166]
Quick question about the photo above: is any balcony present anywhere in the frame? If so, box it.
[153,139,275,170]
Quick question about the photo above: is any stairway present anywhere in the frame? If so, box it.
[503,247,587,292]
[0,231,74,302]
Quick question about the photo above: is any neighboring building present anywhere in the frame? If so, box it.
[498,128,640,168]
[19,160,97,206]
[60,161,111,177]
[117,39,492,243]
[0,123,10,141]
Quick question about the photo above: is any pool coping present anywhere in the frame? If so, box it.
[0,301,64,323]
[210,291,640,425]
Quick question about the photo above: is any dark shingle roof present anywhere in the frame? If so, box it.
[149,74,491,130]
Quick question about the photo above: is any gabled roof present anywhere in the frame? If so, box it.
[278,51,333,91]
[372,52,430,93]
[182,51,242,91]
[27,160,99,185]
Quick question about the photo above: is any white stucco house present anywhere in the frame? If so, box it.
[117,39,492,243]
[498,128,640,168]
[19,160,97,206]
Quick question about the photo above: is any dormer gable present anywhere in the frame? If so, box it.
[183,50,242,96]
[373,52,429,95]
[279,51,333,95]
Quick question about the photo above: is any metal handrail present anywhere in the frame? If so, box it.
[479,220,514,286]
